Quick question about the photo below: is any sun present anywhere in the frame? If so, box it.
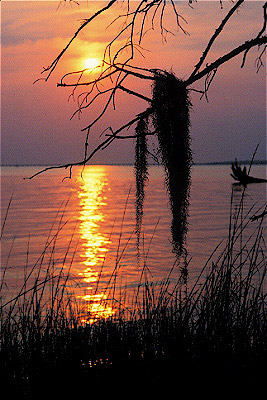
[84,57,101,70]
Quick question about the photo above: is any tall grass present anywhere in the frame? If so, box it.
[0,190,266,397]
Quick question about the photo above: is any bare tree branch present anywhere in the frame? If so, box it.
[26,1,266,255]
[186,35,267,86]
[118,84,152,102]
[25,109,153,180]
[29,0,266,181]
[241,1,267,68]
[41,0,117,80]
[188,0,244,80]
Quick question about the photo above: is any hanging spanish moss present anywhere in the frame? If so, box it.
[152,70,192,257]
[135,115,149,252]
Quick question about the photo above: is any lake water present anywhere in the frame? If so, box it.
[1,164,266,320]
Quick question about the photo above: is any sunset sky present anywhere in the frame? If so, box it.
[1,0,266,165]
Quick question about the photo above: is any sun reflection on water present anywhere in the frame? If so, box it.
[77,167,115,323]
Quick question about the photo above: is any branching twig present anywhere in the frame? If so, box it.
[118,84,152,102]
[41,0,117,80]
[241,2,267,68]
[25,109,153,180]
[186,35,267,86]
[57,67,116,87]
[189,0,244,80]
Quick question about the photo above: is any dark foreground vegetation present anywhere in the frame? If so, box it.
[1,193,266,398]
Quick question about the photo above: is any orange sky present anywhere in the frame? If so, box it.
[1,0,266,165]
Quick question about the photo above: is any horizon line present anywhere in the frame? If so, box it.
[1,160,267,167]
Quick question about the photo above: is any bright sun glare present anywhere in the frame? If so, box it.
[84,57,100,70]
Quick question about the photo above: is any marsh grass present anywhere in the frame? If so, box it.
[0,190,266,397]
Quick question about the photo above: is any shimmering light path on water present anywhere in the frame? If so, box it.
[1,164,266,320]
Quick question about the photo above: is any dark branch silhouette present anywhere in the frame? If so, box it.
[188,0,244,81]
[27,0,267,260]
[40,0,117,81]
[31,0,266,177]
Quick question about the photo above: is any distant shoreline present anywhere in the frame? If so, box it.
[1,160,266,167]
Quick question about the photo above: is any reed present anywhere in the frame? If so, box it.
[0,191,266,397]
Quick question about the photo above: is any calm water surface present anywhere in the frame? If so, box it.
[1,164,266,320]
